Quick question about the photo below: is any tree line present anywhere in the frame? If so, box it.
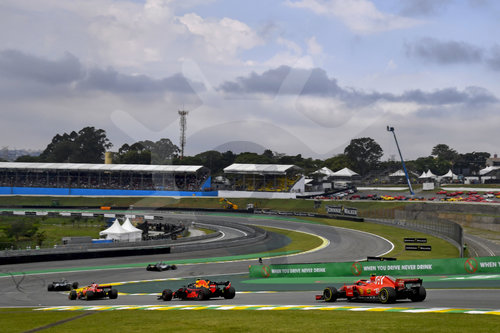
[8,126,491,177]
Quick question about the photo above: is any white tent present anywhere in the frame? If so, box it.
[426,169,437,179]
[389,170,406,177]
[99,219,130,242]
[419,170,436,179]
[121,218,143,242]
[440,169,458,179]
[313,167,335,177]
[480,166,500,176]
[332,167,359,177]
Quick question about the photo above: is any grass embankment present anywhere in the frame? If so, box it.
[196,227,216,235]
[0,216,105,249]
[258,225,324,255]
[0,195,409,217]
[0,309,497,333]
[299,217,459,259]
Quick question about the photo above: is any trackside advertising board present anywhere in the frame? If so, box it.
[249,256,500,278]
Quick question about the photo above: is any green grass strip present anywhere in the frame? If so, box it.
[8,307,498,333]
[0,250,300,277]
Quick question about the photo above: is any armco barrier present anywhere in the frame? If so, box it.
[249,256,500,278]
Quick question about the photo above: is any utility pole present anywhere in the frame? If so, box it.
[387,126,414,195]
[178,110,188,160]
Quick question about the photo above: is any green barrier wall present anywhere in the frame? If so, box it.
[249,256,500,278]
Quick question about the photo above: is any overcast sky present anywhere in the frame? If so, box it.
[1,0,499,160]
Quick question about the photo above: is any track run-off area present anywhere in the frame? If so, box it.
[1,212,500,315]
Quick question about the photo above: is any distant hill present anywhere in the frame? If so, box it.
[214,141,267,154]
[0,148,42,161]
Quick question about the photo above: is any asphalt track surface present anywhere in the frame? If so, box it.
[1,213,499,310]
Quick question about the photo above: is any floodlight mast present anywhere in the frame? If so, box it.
[387,126,414,195]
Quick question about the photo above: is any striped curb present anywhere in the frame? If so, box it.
[61,291,277,296]
[34,305,500,315]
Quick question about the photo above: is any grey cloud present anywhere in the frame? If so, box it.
[399,0,453,17]
[218,65,498,109]
[406,38,484,64]
[219,66,342,96]
[0,49,204,97]
[400,86,497,105]
[0,49,83,84]
[485,45,500,71]
[78,68,201,94]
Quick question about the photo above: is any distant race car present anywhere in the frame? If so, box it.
[158,279,236,301]
[47,279,79,291]
[316,275,426,304]
[146,262,178,271]
[68,283,118,301]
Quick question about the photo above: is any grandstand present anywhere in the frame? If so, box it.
[0,162,215,196]
[223,163,303,193]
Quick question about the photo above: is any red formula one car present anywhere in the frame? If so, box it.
[158,279,236,301]
[68,283,118,301]
[316,275,426,304]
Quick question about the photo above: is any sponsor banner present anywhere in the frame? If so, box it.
[343,207,358,217]
[326,205,343,215]
[13,211,25,215]
[36,211,48,216]
[25,211,37,216]
[404,238,427,243]
[81,212,94,217]
[249,256,500,278]
[70,212,81,217]
[405,245,432,251]
[325,205,358,217]
[104,214,116,218]
[59,212,71,217]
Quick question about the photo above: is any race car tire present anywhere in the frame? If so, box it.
[68,290,77,300]
[146,265,153,271]
[223,286,236,299]
[410,286,426,302]
[85,291,94,301]
[323,287,338,302]
[47,284,54,291]
[178,288,188,300]
[378,287,396,304]
[72,282,79,289]
[197,288,209,301]
[171,265,177,270]
[161,289,173,301]
[109,289,118,299]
